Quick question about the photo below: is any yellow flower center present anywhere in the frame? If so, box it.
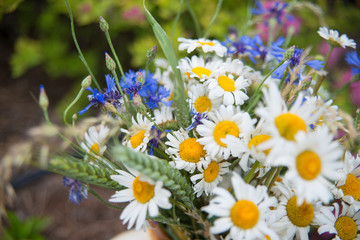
[213,121,240,147]
[218,75,236,92]
[179,138,206,163]
[196,41,215,46]
[248,134,271,155]
[130,130,146,149]
[296,151,322,181]
[338,174,360,201]
[203,161,220,183]
[230,200,260,229]
[192,67,212,79]
[335,216,358,240]
[89,143,100,155]
[195,96,212,113]
[286,196,314,227]
[274,113,307,141]
[132,176,155,204]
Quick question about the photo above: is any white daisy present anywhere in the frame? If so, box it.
[315,201,360,240]
[165,128,209,173]
[109,168,172,231]
[123,113,154,152]
[153,105,175,126]
[188,83,221,113]
[178,37,227,57]
[270,180,321,240]
[178,55,223,82]
[202,173,279,240]
[190,156,230,197]
[318,27,356,49]
[197,105,254,159]
[277,126,344,204]
[334,151,360,211]
[255,82,322,161]
[81,124,109,157]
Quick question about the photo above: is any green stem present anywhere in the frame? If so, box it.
[89,189,124,210]
[184,0,201,37]
[42,109,51,125]
[264,167,277,187]
[202,0,223,38]
[63,88,85,125]
[244,161,260,183]
[313,45,334,96]
[279,67,289,89]
[246,60,285,112]
[64,0,100,90]
[267,167,282,193]
[172,0,184,40]
[105,31,126,84]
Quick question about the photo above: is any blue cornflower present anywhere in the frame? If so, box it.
[186,110,208,131]
[103,74,122,108]
[148,126,170,155]
[271,46,324,81]
[120,70,143,99]
[345,51,360,75]
[63,177,88,205]
[252,1,289,24]
[78,87,106,115]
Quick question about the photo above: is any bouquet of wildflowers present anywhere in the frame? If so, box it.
[37,1,360,239]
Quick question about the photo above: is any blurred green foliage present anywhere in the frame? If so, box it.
[2,211,51,240]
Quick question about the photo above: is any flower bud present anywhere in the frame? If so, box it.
[105,52,116,71]
[72,113,78,121]
[136,71,145,84]
[284,46,295,61]
[104,102,118,114]
[39,84,49,110]
[146,45,157,62]
[81,75,92,89]
[99,16,109,32]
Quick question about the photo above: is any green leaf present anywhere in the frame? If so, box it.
[142,0,190,128]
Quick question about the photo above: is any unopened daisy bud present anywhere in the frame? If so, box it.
[136,71,145,84]
[72,113,78,121]
[146,45,157,62]
[81,75,92,89]
[284,46,295,61]
[105,52,116,71]
[104,102,117,114]
[39,84,49,110]
[99,16,109,32]
[133,93,143,106]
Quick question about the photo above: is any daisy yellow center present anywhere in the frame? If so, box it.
[130,130,146,149]
[335,216,357,240]
[230,200,260,229]
[218,75,236,92]
[274,113,307,141]
[204,161,219,183]
[132,176,155,204]
[196,41,215,46]
[248,134,271,155]
[213,121,240,147]
[338,174,360,201]
[296,151,321,181]
[192,67,212,79]
[89,143,100,154]
[195,96,212,113]
[286,196,314,227]
[179,138,206,163]
[265,236,271,240]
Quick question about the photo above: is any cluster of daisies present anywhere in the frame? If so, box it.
[57,12,360,240]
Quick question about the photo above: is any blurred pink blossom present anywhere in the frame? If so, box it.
[121,6,146,23]
[319,41,345,68]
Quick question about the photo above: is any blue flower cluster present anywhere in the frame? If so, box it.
[63,177,88,205]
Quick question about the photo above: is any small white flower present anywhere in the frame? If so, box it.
[197,105,254,159]
[81,124,109,157]
[166,128,209,173]
[188,83,221,113]
[334,151,360,211]
[277,126,344,204]
[202,173,279,240]
[318,27,356,49]
[190,156,230,197]
[315,201,360,240]
[110,168,172,231]
[178,37,227,57]
[123,113,154,152]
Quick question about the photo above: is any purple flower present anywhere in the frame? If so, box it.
[63,177,88,205]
